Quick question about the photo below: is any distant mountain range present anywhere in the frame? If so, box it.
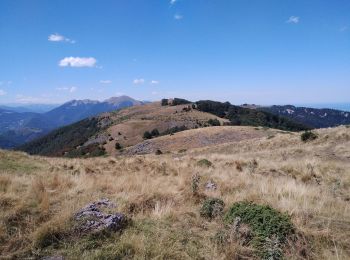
[260,105,350,128]
[0,104,59,113]
[0,96,144,149]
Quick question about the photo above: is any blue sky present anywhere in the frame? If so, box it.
[0,0,349,105]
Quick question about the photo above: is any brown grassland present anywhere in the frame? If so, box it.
[0,125,349,259]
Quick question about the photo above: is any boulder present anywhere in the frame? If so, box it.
[75,198,128,233]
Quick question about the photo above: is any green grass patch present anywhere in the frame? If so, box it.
[197,159,213,167]
[200,198,225,220]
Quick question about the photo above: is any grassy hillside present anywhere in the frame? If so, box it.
[1,126,350,259]
[18,100,309,158]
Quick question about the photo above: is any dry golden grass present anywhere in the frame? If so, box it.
[0,126,349,259]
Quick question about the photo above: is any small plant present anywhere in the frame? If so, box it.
[197,159,213,167]
[225,202,294,259]
[200,198,225,219]
[248,159,258,173]
[191,173,201,195]
[151,129,160,137]
[115,142,122,150]
[178,149,187,153]
[207,118,221,126]
[143,131,152,139]
[301,131,318,142]
[155,149,162,155]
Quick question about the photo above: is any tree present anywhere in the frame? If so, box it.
[143,131,152,139]
[151,128,159,137]
[115,142,122,150]
[161,99,169,106]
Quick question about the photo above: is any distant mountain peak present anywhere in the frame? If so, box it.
[65,99,100,107]
[104,95,140,105]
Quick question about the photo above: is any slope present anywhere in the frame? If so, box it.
[1,126,349,259]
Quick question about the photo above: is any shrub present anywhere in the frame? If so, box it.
[155,149,162,155]
[197,159,213,167]
[172,98,191,106]
[200,198,225,219]
[207,118,221,126]
[161,99,169,106]
[115,142,122,150]
[225,202,294,259]
[151,129,160,137]
[301,131,318,142]
[143,131,152,139]
[191,173,200,195]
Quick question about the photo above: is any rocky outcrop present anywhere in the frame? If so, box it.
[74,199,128,233]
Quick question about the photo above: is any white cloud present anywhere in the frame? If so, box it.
[59,57,97,68]
[48,33,75,43]
[100,80,112,84]
[133,78,145,85]
[151,91,158,95]
[170,0,177,5]
[150,80,159,85]
[0,89,6,96]
[287,16,299,24]
[174,14,183,20]
[56,86,78,93]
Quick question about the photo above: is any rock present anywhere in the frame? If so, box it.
[75,199,128,233]
[205,180,217,190]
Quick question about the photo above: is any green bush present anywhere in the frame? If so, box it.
[301,131,318,142]
[225,202,294,259]
[143,131,152,139]
[151,129,160,137]
[200,198,225,219]
[115,142,122,150]
[207,118,221,126]
[197,159,213,167]
[161,99,169,106]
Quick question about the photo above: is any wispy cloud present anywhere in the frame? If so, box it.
[59,57,97,68]
[0,89,6,96]
[170,0,177,5]
[150,80,159,85]
[56,86,78,93]
[48,33,75,43]
[287,16,299,24]
[15,95,52,104]
[174,14,183,20]
[100,80,112,84]
[133,78,145,85]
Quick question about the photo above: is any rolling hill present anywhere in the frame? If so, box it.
[1,125,349,259]
[18,99,310,157]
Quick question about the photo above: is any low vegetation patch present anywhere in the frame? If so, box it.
[207,118,221,126]
[225,202,294,259]
[197,159,213,167]
[200,198,225,219]
[301,131,318,142]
